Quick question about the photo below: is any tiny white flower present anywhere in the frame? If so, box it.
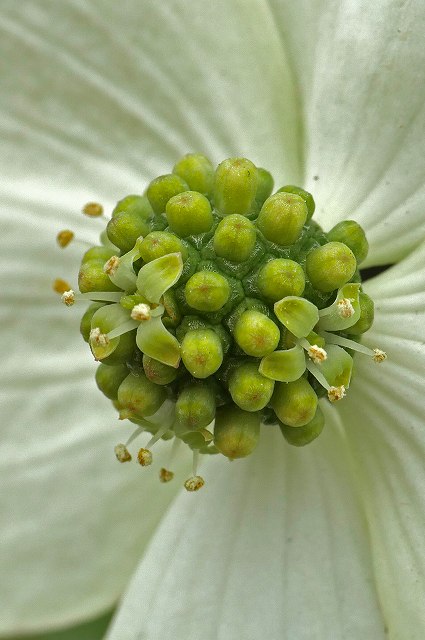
[0,2,424,640]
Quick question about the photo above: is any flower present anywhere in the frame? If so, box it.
[1,2,425,639]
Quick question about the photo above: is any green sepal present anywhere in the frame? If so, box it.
[274,296,319,338]
[318,283,361,331]
[90,303,131,360]
[319,344,353,388]
[136,252,183,303]
[107,240,143,291]
[259,344,306,382]
[136,315,181,368]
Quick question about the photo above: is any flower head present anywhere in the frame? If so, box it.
[1,2,425,640]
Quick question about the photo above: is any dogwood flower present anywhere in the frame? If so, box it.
[1,1,425,639]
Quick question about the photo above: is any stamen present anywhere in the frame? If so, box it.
[56,229,91,248]
[131,303,151,322]
[136,424,170,468]
[82,202,104,218]
[298,338,327,364]
[306,359,346,402]
[321,331,387,363]
[328,385,346,402]
[137,448,153,466]
[106,319,139,340]
[337,298,355,318]
[373,348,387,363]
[61,290,123,304]
[61,290,75,307]
[184,476,205,492]
[56,230,74,248]
[159,468,174,483]
[89,327,109,347]
[184,449,205,492]
[103,255,120,277]
[125,426,145,447]
[114,443,132,463]
[53,278,72,294]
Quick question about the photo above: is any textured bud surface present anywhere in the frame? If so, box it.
[60,154,385,489]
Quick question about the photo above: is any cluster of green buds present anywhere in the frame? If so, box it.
[58,154,386,491]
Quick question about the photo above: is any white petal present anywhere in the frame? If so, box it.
[0,195,192,636]
[107,426,386,640]
[0,0,301,205]
[337,240,425,639]
[270,0,425,265]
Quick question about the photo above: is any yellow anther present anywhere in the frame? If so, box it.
[82,202,104,217]
[337,298,355,318]
[137,448,153,466]
[114,444,132,463]
[89,327,109,347]
[308,344,327,364]
[53,278,72,294]
[184,476,205,492]
[103,255,120,277]
[56,229,74,248]
[131,303,151,322]
[327,385,346,402]
[373,348,387,363]
[159,468,174,483]
[61,289,75,307]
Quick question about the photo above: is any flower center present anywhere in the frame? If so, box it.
[58,154,386,491]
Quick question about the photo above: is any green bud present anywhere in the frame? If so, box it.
[175,383,216,430]
[112,194,153,220]
[120,293,148,310]
[257,259,305,302]
[80,302,104,342]
[345,291,374,335]
[272,377,318,427]
[213,214,256,263]
[173,153,214,196]
[213,157,258,216]
[146,174,189,215]
[259,345,306,382]
[184,270,230,312]
[117,371,167,418]
[139,231,187,263]
[234,310,280,357]
[166,191,213,237]
[181,328,223,378]
[107,196,153,253]
[78,260,121,294]
[277,185,315,220]
[257,192,307,245]
[95,363,128,400]
[274,297,319,338]
[81,246,117,265]
[306,241,357,293]
[327,220,369,264]
[99,229,118,249]
[279,405,325,446]
[214,405,260,459]
[255,167,274,206]
[142,355,178,385]
[228,362,275,411]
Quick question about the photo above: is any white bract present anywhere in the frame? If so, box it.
[0,1,424,639]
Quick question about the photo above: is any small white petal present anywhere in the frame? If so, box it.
[107,427,386,640]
